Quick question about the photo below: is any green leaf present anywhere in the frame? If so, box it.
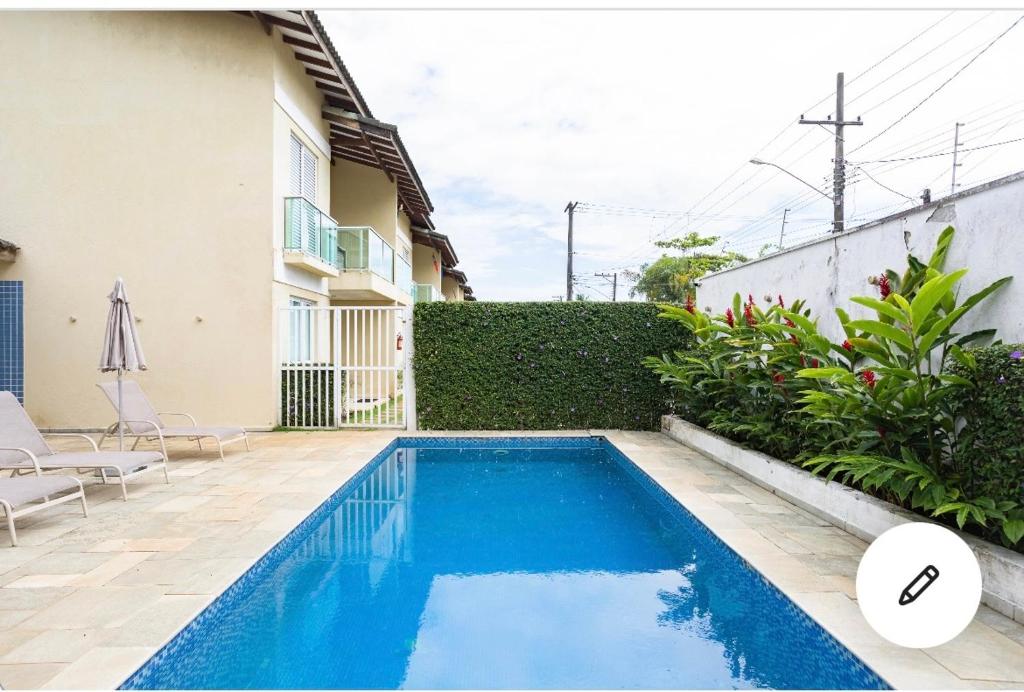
[846,320,913,350]
[1004,519,1024,545]
[910,269,968,333]
[849,296,907,324]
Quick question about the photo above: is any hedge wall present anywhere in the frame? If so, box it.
[412,302,687,430]
[950,344,1024,502]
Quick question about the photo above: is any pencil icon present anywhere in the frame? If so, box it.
[899,565,939,606]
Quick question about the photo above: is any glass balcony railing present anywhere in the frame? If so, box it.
[284,197,339,269]
[395,255,413,297]
[413,283,443,303]
[337,226,395,282]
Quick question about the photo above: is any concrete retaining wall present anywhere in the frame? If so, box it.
[662,414,1024,623]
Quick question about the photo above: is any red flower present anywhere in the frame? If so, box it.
[811,358,819,368]
[743,302,756,326]
[748,293,755,307]
[777,294,785,308]
[878,275,891,299]
[860,369,877,389]
[877,427,887,439]
[684,294,695,314]
[799,355,806,367]
[772,372,785,384]
[785,318,796,328]
[842,339,853,351]
[725,308,735,328]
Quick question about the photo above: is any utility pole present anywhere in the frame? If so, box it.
[565,201,577,301]
[595,272,617,301]
[778,208,790,249]
[951,122,965,196]
[799,72,863,234]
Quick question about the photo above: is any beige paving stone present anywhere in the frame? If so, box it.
[71,552,155,588]
[104,595,210,647]
[0,628,113,664]
[0,662,68,690]
[87,537,196,553]
[926,620,1024,682]
[21,586,165,630]
[148,495,215,513]
[4,574,80,589]
[41,646,155,689]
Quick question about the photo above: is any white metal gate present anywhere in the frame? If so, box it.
[279,305,410,429]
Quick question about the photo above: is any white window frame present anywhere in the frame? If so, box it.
[289,296,315,363]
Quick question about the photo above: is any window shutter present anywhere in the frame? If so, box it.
[289,135,303,197]
[301,148,318,253]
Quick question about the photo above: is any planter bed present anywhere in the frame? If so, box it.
[662,414,1024,624]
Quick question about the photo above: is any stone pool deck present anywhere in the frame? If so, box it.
[0,430,1019,689]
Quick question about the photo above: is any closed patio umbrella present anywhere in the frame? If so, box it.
[99,278,147,450]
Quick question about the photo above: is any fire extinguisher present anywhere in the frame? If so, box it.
[396,334,404,351]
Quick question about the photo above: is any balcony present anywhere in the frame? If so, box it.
[413,283,444,303]
[330,226,413,303]
[283,197,339,277]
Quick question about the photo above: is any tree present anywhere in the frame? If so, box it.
[625,232,746,302]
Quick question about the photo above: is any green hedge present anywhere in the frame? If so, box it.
[950,344,1024,502]
[413,302,687,430]
[280,365,341,427]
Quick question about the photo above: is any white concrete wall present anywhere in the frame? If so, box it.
[697,173,1024,343]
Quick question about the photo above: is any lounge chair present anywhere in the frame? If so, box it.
[0,391,168,501]
[97,380,250,461]
[0,475,87,546]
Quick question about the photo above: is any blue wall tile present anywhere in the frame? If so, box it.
[0,281,24,403]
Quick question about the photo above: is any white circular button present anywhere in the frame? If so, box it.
[856,522,982,648]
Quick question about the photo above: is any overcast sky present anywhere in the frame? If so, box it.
[320,10,1024,301]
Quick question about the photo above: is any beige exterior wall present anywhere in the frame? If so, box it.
[412,244,443,291]
[0,11,278,429]
[330,159,399,245]
[441,275,465,302]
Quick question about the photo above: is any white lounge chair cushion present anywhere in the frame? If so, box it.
[0,476,80,508]
[160,426,246,441]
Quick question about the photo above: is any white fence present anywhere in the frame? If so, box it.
[279,305,410,429]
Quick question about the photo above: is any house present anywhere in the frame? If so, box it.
[0,10,472,430]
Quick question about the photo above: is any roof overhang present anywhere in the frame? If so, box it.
[412,226,458,268]
[243,10,435,228]
[445,268,468,285]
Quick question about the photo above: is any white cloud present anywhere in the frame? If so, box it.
[320,9,1024,300]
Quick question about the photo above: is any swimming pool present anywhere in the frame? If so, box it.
[122,437,887,690]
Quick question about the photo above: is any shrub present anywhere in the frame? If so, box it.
[949,344,1024,502]
[647,227,1024,549]
[413,302,685,430]
[280,365,340,427]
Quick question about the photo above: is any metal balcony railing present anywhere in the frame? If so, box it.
[284,197,339,268]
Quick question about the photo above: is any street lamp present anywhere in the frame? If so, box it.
[749,158,833,201]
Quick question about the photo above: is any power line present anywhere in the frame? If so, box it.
[851,14,1024,154]
[850,135,1024,163]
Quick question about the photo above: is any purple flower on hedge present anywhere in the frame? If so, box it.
[998,375,1007,384]
[1011,350,1023,360]
[515,353,523,361]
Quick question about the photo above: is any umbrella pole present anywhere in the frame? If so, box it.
[117,368,124,451]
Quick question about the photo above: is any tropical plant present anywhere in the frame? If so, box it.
[626,233,746,302]
[646,226,1024,548]
[796,227,1021,544]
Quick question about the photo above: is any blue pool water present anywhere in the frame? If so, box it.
[123,437,887,690]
